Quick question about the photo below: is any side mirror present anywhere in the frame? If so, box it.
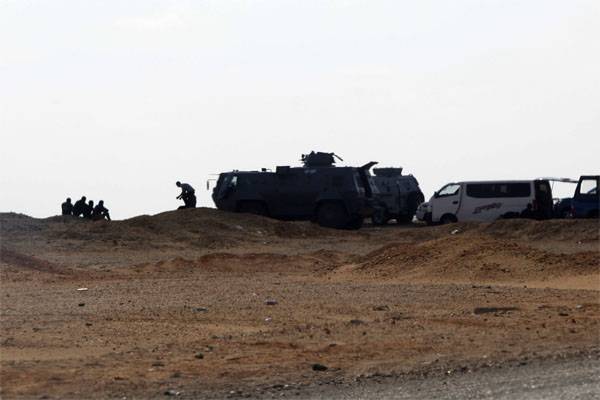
[206,179,217,191]
[434,191,439,198]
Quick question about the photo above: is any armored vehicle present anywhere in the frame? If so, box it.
[212,152,377,229]
[370,167,424,225]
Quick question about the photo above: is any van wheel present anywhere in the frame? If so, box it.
[440,214,457,224]
[317,203,348,229]
[371,208,389,226]
[237,201,268,216]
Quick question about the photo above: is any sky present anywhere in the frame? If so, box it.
[1,0,598,220]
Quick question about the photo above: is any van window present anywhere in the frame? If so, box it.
[437,183,460,197]
[466,183,531,198]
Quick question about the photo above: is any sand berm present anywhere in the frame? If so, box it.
[0,209,598,399]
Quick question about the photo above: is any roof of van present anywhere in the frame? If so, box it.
[452,180,547,184]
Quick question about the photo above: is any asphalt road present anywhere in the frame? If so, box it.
[299,355,600,400]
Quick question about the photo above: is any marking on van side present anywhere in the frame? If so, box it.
[473,202,502,214]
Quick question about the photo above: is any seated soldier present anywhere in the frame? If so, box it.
[82,200,94,219]
[92,200,111,221]
[61,198,73,215]
[72,196,87,217]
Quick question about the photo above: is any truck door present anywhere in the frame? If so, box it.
[273,169,314,219]
[431,183,461,222]
[572,176,599,218]
[533,180,553,219]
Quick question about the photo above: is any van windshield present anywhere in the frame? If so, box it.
[437,183,460,197]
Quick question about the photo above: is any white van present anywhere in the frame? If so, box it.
[421,180,553,224]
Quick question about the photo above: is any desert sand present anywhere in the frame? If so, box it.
[0,209,598,399]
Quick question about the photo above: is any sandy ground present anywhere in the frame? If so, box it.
[306,352,600,400]
[0,209,598,399]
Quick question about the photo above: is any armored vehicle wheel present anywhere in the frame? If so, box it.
[371,208,389,226]
[317,202,349,229]
[237,201,268,216]
[346,216,364,230]
[396,214,413,224]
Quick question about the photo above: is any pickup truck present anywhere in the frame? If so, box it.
[571,175,599,218]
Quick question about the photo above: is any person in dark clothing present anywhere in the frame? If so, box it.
[520,203,535,219]
[61,198,73,215]
[92,200,111,221]
[176,181,197,209]
[72,196,87,217]
[82,200,94,219]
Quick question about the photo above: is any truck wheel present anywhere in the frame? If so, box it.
[396,214,413,224]
[237,201,268,216]
[440,214,457,224]
[317,203,348,229]
[371,208,389,226]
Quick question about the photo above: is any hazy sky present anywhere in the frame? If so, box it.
[1,0,598,219]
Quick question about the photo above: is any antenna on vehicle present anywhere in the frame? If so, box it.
[332,153,344,162]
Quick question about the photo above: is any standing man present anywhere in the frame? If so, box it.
[176,181,197,209]
[73,196,87,217]
[61,198,73,215]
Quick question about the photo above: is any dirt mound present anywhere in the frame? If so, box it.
[121,208,329,239]
[406,219,600,244]
[129,252,315,276]
[0,247,89,283]
[0,209,336,252]
[0,248,66,274]
[335,223,599,288]
[477,219,599,242]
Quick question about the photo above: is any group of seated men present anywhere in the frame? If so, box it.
[61,196,111,221]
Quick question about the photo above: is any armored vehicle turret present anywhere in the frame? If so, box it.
[301,151,343,167]
[212,152,377,229]
[371,167,424,225]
